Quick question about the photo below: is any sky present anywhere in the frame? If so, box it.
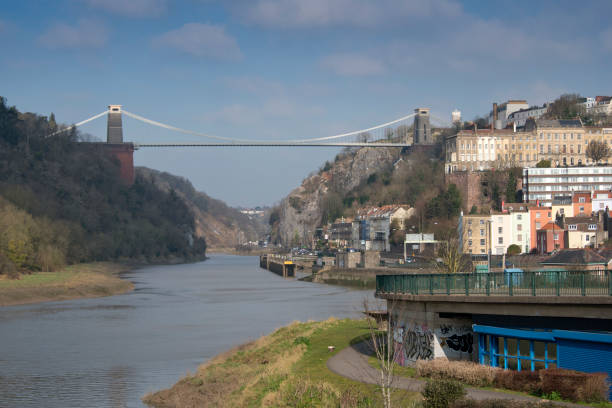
[1,0,612,207]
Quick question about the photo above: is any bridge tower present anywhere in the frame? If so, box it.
[104,104,134,185]
[413,108,432,145]
[107,105,123,143]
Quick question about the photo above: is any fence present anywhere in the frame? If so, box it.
[376,270,612,297]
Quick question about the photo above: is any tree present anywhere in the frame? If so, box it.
[505,173,517,203]
[437,237,469,274]
[363,299,412,408]
[469,205,478,214]
[543,93,584,119]
[586,140,611,164]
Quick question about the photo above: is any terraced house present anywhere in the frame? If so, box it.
[445,119,612,174]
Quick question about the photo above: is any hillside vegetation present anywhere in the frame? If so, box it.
[138,168,266,249]
[0,97,208,276]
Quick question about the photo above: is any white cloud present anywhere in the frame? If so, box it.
[85,0,167,17]
[234,0,461,28]
[152,23,242,61]
[601,28,612,52]
[320,53,386,76]
[38,19,108,49]
[223,76,286,95]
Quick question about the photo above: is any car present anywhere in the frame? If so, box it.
[405,257,416,263]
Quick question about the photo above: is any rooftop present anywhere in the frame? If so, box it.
[541,248,606,265]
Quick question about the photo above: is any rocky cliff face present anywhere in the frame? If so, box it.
[277,147,400,246]
[137,168,266,249]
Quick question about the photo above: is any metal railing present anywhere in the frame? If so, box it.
[376,270,612,297]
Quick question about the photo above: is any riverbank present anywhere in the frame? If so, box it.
[0,262,133,306]
[142,318,418,407]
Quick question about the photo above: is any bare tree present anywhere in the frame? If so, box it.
[586,140,611,164]
[436,237,470,274]
[363,299,411,408]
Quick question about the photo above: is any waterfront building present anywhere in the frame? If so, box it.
[560,215,606,249]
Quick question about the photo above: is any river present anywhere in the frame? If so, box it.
[0,255,375,407]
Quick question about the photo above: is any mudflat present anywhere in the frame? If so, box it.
[0,262,133,306]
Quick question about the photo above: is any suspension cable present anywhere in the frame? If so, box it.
[48,110,109,137]
[123,109,416,144]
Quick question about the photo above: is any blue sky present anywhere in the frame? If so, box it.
[2,0,612,207]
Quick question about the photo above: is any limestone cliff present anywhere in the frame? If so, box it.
[277,147,401,246]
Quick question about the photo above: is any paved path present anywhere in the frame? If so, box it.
[327,343,586,407]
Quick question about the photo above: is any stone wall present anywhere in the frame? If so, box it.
[445,171,482,212]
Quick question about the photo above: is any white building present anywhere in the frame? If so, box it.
[489,100,529,129]
[507,104,549,128]
[523,166,612,205]
[592,191,612,212]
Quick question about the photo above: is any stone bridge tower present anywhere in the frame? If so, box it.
[107,105,123,143]
[104,104,134,185]
[413,108,432,145]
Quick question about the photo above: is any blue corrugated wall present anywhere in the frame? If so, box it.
[557,338,612,399]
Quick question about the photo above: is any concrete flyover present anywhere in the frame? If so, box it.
[375,270,612,396]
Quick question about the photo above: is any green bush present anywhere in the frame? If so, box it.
[506,244,521,256]
[422,379,466,408]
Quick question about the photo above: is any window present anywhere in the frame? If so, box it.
[517,234,522,241]
[498,237,503,244]
[579,197,585,203]
[468,239,472,246]
[480,239,486,246]
[480,219,485,225]
[553,233,559,240]
[468,219,472,225]
[498,227,503,233]
[586,235,590,242]
[517,214,522,220]
[568,225,577,230]
[468,229,472,237]
[588,224,597,230]
[480,229,485,236]
[517,224,522,231]
[579,206,585,213]
[536,222,541,229]
[535,213,541,218]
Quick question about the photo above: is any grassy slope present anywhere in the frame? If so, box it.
[143,318,419,407]
[0,262,132,306]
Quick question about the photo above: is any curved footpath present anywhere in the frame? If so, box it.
[327,342,586,407]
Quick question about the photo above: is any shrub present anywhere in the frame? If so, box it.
[416,359,500,387]
[494,369,542,394]
[540,368,609,403]
[506,244,521,256]
[422,379,466,408]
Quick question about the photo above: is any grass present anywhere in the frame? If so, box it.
[143,318,420,407]
[0,262,133,306]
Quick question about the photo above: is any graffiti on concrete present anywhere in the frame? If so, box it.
[393,323,434,365]
[436,324,473,356]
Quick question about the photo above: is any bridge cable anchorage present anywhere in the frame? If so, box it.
[48,110,109,137]
[123,109,417,145]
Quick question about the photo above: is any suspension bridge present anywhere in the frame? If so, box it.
[52,105,452,148]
